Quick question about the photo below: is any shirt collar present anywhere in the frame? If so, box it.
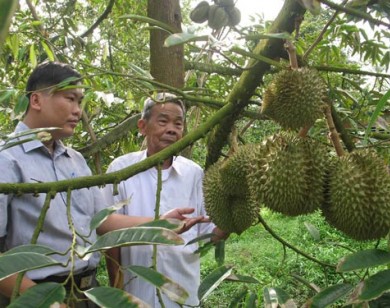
[15,122,70,157]
[141,149,182,176]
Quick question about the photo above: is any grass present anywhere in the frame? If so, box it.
[199,209,388,307]
[96,208,388,307]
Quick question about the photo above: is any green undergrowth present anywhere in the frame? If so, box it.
[96,208,387,307]
[199,208,388,307]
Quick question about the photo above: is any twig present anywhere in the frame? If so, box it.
[153,164,165,308]
[304,0,349,61]
[11,192,55,301]
[324,104,345,157]
[81,110,102,174]
[284,40,298,69]
[257,213,335,269]
[80,0,116,38]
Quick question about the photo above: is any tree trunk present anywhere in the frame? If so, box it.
[147,0,184,88]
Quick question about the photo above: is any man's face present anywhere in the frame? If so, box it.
[138,102,184,155]
[33,87,84,139]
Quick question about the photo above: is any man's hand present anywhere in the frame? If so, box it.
[161,208,209,234]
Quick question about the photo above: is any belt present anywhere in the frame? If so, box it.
[33,268,96,290]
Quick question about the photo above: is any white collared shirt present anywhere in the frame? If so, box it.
[103,150,215,307]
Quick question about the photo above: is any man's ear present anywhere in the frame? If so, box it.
[137,118,146,136]
[29,92,42,111]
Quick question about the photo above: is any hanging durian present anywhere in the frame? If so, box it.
[261,68,327,130]
[203,162,260,234]
[322,149,390,241]
[219,143,260,196]
[248,132,328,216]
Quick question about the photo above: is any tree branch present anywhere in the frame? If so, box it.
[0,103,236,194]
[257,214,335,269]
[319,0,390,28]
[80,0,116,38]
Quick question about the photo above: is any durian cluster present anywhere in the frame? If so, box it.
[204,133,390,240]
[261,68,327,130]
[189,0,241,30]
[204,67,390,240]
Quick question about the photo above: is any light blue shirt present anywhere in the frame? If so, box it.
[0,122,104,279]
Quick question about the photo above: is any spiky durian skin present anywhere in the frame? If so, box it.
[322,150,390,241]
[203,162,259,234]
[261,68,327,130]
[219,144,260,196]
[248,132,327,216]
[230,195,260,235]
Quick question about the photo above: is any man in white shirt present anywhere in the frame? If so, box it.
[103,93,227,307]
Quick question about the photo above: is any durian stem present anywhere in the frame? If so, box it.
[257,213,335,269]
[298,125,311,138]
[284,40,299,69]
[324,104,345,157]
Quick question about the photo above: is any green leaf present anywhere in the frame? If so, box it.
[29,44,37,68]
[247,292,258,307]
[0,89,15,104]
[228,287,248,308]
[0,252,60,280]
[357,270,390,301]
[90,199,129,231]
[41,41,55,61]
[127,265,188,304]
[8,282,66,308]
[164,32,209,47]
[215,240,225,266]
[226,273,259,284]
[307,283,353,308]
[304,221,321,241]
[363,89,390,145]
[84,286,147,307]
[119,14,176,34]
[139,218,182,230]
[263,287,297,308]
[186,233,214,246]
[198,265,233,302]
[83,227,184,255]
[14,94,29,115]
[3,244,58,256]
[0,0,18,45]
[128,63,153,79]
[337,249,390,272]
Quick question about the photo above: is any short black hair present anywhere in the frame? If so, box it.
[142,92,186,120]
[26,61,81,99]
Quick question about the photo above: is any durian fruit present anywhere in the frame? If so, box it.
[190,1,210,24]
[203,162,260,234]
[322,150,390,241]
[219,143,260,196]
[207,4,229,30]
[248,132,328,216]
[261,68,327,130]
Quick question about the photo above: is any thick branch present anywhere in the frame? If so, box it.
[205,0,306,168]
[319,0,390,28]
[185,61,242,76]
[0,103,235,194]
[78,113,140,157]
[80,0,116,38]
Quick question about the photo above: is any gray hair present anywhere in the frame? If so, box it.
[142,92,186,120]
